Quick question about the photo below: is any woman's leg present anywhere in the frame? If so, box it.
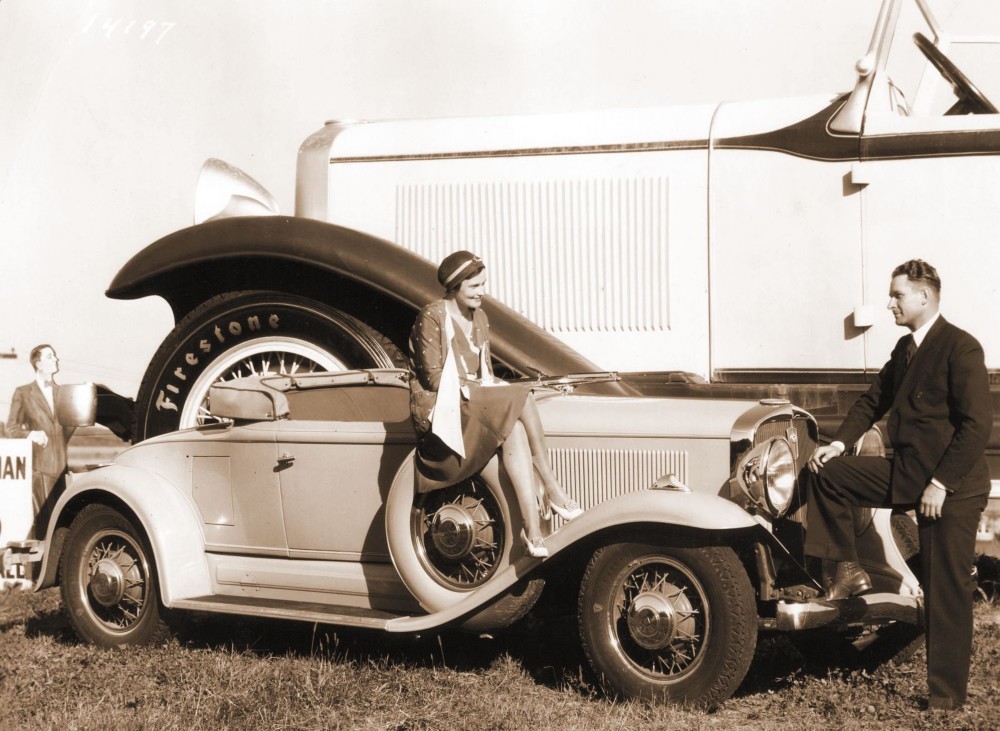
[500,421,545,542]
[519,395,577,508]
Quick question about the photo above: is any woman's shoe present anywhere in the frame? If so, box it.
[550,500,584,522]
[520,529,549,558]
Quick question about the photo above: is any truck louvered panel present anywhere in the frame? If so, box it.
[547,447,687,511]
[395,178,670,333]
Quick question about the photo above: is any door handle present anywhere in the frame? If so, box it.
[278,452,295,464]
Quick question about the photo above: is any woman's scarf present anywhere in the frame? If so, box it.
[430,315,466,458]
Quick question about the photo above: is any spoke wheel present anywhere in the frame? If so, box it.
[61,505,168,647]
[579,540,756,708]
[614,557,708,678]
[386,455,544,631]
[413,478,505,589]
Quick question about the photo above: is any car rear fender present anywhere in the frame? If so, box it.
[43,465,212,605]
[106,215,604,378]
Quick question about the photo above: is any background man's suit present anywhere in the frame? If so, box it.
[805,316,992,707]
[6,381,74,536]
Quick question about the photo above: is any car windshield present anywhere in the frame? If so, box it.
[883,0,1000,116]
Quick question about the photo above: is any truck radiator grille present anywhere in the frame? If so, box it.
[547,447,687,511]
[395,177,671,333]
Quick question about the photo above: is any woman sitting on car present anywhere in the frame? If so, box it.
[408,250,582,558]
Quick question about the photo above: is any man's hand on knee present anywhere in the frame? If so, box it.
[807,444,844,473]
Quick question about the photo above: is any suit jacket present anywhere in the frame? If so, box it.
[835,316,992,502]
[6,381,73,477]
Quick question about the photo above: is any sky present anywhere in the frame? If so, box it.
[0,0,879,412]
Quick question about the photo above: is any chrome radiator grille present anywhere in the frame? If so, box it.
[740,413,818,521]
[753,414,817,468]
[548,447,688,510]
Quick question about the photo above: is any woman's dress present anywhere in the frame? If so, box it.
[408,299,533,493]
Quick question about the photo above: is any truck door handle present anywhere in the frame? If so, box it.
[278,452,295,465]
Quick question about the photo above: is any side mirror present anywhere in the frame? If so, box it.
[55,383,97,428]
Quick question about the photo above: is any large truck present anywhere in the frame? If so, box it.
[106,0,999,480]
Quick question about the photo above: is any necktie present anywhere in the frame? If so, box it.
[904,335,918,369]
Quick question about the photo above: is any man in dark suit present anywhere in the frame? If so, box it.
[805,260,992,711]
[6,344,74,538]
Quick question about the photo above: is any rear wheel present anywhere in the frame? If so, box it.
[60,504,168,647]
[578,540,756,708]
[134,291,405,440]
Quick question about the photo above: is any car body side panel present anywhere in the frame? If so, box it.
[118,424,288,556]
[274,420,415,559]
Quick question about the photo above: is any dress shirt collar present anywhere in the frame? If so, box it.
[910,311,940,348]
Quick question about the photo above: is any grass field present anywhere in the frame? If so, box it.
[2,558,999,731]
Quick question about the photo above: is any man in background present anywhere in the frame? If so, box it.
[6,344,74,538]
[805,260,991,711]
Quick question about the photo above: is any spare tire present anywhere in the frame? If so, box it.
[385,454,546,632]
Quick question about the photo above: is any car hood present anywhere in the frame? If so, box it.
[536,392,767,439]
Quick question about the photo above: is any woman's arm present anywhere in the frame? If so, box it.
[409,305,445,391]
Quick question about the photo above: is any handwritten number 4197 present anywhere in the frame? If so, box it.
[83,15,176,44]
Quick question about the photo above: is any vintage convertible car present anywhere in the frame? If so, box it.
[101,0,1000,475]
[9,369,922,709]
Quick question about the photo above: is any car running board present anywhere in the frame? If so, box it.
[773,592,922,632]
[171,595,417,630]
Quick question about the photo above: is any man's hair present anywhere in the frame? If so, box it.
[29,344,54,370]
[892,259,941,295]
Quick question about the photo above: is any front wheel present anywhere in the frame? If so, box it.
[579,540,756,709]
[60,504,168,647]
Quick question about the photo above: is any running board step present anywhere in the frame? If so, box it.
[171,595,420,630]
[775,592,922,631]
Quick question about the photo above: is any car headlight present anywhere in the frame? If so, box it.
[737,437,796,518]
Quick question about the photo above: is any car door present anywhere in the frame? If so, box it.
[273,385,416,561]
[192,422,287,557]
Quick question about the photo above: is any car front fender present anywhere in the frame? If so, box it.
[387,488,768,634]
[43,465,212,606]
[106,215,606,380]
[543,488,761,552]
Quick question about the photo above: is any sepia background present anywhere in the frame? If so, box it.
[0,0,878,413]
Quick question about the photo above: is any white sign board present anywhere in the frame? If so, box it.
[0,438,33,547]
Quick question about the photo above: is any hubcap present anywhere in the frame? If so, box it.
[613,558,708,680]
[90,558,126,607]
[430,505,477,560]
[414,479,505,589]
[82,530,149,632]
[627,590,682,650]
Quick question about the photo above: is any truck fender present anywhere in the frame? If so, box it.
[106,215,602,377]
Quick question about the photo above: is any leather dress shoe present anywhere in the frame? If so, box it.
[927,697,964,711]
[825,561,872,600]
